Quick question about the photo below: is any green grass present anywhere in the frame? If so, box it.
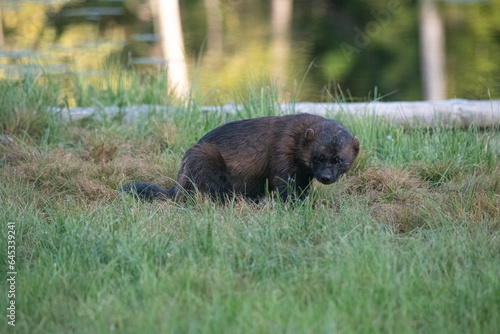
[1,70,499,333]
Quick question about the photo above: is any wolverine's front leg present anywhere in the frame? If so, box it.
[273,173,311,201]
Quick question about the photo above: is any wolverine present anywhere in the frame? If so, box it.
[123,113,360,202]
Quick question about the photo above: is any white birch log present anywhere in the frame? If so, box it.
[54,100,500,128]
[292,99,500,127]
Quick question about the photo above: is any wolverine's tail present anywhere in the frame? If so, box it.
[121,182,175,202]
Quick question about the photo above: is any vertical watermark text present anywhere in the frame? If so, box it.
[6,221,16,327]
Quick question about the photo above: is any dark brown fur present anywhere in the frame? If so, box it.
[123,113,360,202]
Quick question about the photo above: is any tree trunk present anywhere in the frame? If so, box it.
[0,5,4,47]
[419,0,446,101]
[271,0,293,88]
[157,0,189,97]
[204,0,223,61]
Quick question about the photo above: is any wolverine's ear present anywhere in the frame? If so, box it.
[305,129,315,141]
[353,136,360,152]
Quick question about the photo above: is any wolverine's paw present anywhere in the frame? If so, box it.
[121,182,168,202]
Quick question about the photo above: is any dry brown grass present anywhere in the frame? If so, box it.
[433,168,500,227]
[338,166,431,231]
[413,160,462,185]
[151,122,179,150]
[0,136,180,204]
[332,165,500,232]
[371,202,429,232]
[347,166,429,202]
[0,137,42,166]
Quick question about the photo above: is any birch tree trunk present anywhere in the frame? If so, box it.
[204,0,223,61]
[271,0,293,87]
[419,0,446,101]
[157,0,190,97]
[0,5,4,47]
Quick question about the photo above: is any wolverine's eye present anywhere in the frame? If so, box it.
[315,155,326,163]
[332,157,341,164]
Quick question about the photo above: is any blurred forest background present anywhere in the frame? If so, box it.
[0,0,499,104]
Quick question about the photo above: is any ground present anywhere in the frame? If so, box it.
[1,73,499,333]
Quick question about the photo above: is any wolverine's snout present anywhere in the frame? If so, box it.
[319,172,333,184]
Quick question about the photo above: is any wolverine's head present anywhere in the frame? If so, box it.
[304,123,360,185]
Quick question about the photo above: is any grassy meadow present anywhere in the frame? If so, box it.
[1,71,500,333]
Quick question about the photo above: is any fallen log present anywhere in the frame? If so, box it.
[53,99,500,128]
[291,99,500,128]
